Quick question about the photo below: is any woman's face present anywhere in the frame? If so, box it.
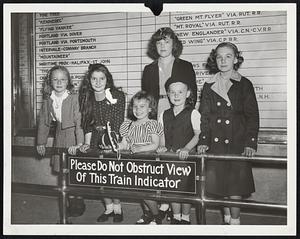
[51,70,69,94]
[216,46,238,73]
[156,36,173,58]
[90,71,107,93]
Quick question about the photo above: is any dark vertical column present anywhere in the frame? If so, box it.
[11,14,19,137]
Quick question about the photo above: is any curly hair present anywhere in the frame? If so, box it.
[127,91,157,121]
[42,65,74,99]
[205,42,244,74]
[79,63,118,130]
[147,27,183,60]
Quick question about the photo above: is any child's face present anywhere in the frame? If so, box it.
[156,36,173,58]
[216,46,238,73]
[51,70,69,94]
[90,71,107,93]
[168,82,190,107]
[132,98,151,121]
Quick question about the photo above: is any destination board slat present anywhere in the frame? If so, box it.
[35,11,287,128]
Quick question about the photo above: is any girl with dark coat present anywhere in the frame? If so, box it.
[198,42,259,225]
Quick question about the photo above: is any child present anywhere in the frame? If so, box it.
[78,63,125,223]
[158,74,201,224]
[36,65,85,217]
[118,91,163,224]
[198,42,259,225]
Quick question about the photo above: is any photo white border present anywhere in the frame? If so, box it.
[3,3,296,236]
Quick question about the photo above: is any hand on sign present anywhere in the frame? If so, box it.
[79,144,90,153]
[197,145,209,154]
[130,144,143,154]
[68,144,82,155]
[36,145,46,156]
[177,148,189,160]
[156,146,167,153]
[242,147,256,157]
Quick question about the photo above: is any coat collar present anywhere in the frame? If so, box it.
[50,90,70,101]
[206,70,241,84]
[206,71,241,104]
[49,90,70,121]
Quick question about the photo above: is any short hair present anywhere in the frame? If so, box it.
[166,80,195,109]
[42,65,73,99]
[147,27,183,60]
[205,42,244,74]
[127,91,157,120]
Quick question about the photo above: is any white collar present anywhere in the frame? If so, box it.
[206,70,241,84]
[50,90,70,101]
[206,71,241,104]
[105,88,117,104]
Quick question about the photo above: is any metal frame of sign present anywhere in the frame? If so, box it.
[67,155,197,194]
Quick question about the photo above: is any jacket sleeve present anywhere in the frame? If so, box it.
[113,91,126,136]
[243,79,260,150]
[37,100,50,145]
[84,122,93,135]
[198,83,211,147]
[187,62,198,103]
[73,94,84,145]
[141,65,150,92]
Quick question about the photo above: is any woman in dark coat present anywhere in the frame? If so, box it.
[141,27,197,118]
[198,42,259,225]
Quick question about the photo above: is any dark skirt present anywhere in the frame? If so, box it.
[205,159,255,197]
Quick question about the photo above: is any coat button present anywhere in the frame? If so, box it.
[251,138,255,141]
[214,137,219,142]
[225,120,230,124]
[224,139,229,144]
[217,102,221,106]
[217,119,221,123]
[202,136,206,139]
[227,102,231,107]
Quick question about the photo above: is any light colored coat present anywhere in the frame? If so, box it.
[37,93,84,173]
[37,93,84,147]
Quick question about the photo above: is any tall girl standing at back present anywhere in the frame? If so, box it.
[36,65,85,217]
[79,63,125,223]
[142,27,197,118]
[142,27,198,219]
[198,42,259,225]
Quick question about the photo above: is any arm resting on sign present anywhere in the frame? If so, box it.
[79,132,92,153]
[130,133,160,154]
